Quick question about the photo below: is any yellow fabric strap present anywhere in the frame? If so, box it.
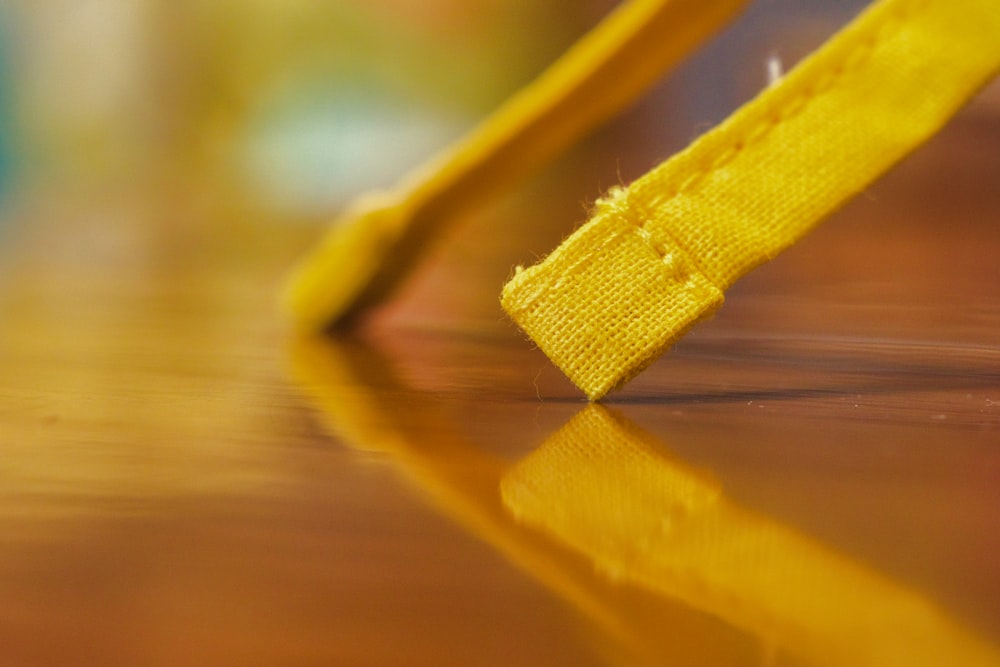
[283,0,749,331]
[502,0,1000,400]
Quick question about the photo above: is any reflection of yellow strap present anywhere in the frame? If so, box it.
[502,0,1000,400]
[502,405,1000,666]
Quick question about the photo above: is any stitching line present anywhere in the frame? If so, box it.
[507,0,921,316]
[629,0,919,280]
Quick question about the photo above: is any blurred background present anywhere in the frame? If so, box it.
[2,0,996,292]
[0,0,894,201]
[0,0,910,258]
[9,0,974,325]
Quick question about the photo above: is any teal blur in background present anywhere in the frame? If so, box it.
[4,0,992,245]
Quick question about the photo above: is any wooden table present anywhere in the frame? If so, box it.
[0,102,998,665]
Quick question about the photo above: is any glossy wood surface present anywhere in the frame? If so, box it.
[1,102,999,665]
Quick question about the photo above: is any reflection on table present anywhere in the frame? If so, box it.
[292,335,1000,667]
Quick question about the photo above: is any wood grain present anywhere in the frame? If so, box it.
[0,104,997,665]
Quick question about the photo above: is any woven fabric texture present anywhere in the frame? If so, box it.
[502,0,1000,400]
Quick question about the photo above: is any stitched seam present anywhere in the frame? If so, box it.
[508,0,922,315]
[628,0,922,282]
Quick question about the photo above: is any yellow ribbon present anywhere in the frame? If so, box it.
[283,0,749,331]
[502,0,1000,399]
